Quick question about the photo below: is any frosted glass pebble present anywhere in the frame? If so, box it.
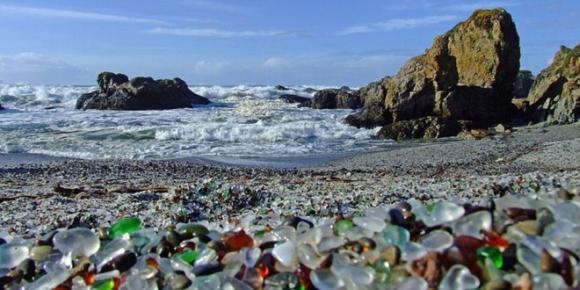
[54,228,100,257]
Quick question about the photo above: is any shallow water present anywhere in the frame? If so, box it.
[0,84,389,160]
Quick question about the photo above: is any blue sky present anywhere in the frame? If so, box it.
[0,0,577,85]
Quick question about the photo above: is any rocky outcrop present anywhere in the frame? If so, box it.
[76,72,210,110]
[347,8,520,140]
[525,45,579,124]
[309,89,362,109]
[513,70,534,99]
[376,117,468,141]
[275,85,289,91]
[345,105,391,129]
[279,94,311,105]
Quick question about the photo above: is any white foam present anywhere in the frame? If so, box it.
[0,84,386,159]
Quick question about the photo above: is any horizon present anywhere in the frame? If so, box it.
[0,0,577,86]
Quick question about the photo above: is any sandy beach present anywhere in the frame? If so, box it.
[2,123,578,236]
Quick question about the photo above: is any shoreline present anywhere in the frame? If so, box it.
[1,123,578,235]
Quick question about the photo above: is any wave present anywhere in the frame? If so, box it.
[0,84,382,159]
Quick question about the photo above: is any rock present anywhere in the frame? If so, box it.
[309,89,362,109]
[347,9,520,139]
[0,103,4,110]
[345,105,391,129]
[303,87,318,94]
[525,45,579,124]
[275,85,289,91]
[76,72,210,110]
[494,124,507,133]
[278,94,311,105]
[513,70,534,99]
[376,117,465,140]
[457,128,490,140]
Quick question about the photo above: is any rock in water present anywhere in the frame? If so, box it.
[76,72,210,110]
[309,89,362,109]
[0,103,4,110]
[525,45,579,124]
[347,8,520,140]
[278,94,311,106]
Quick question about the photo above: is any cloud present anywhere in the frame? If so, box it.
[0,52,90,84]
[263,57,289,69]
[337,26,375,36]
[182,0,247,14]
[338,15,457,35]
[439,1,521,11]
[149,27,296,38]
[0,4,166,25]
[193,60,232,75]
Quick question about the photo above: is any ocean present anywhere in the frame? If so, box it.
[0,84,388,160]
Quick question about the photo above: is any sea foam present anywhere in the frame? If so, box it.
[0,84,385,159]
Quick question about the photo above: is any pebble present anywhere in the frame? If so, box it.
[0,193,578,289]
[352,216,386,232]
[53,227,100,257]
[0,243,30,269]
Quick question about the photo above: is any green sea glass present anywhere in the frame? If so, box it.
[334,219,353,235]
[108,217,142,239]
[477,246,503,269]
[92,279,114,290]
[175,249,199,264]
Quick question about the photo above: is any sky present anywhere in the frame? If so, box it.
[0,0,577,86]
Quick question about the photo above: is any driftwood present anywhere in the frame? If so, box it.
[0,184,173,203]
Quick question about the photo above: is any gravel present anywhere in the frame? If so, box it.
[1,123,578,236]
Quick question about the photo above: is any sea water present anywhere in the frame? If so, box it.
[0,84,388,160]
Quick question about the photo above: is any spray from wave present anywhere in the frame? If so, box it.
[0,84,386,159]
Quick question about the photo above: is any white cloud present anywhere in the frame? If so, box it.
[149,27,295,38]
[375,15,457,30]
[0,4,166,25]
[193,60,232,75]
[182,1,247,14]
[0,52,89,84]
[337,26,375,36]
[439,1,521,12]
[341,53,409,69]
[263,57,289,69]
[339,15,457,35]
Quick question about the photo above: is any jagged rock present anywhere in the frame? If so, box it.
[513,70,534,99]
[376,117,466,141]
[357,77,390,107]
[345,105,391,129]
[309,89,362,109]
[525,45,579,124]
[76,72,210,110]
[349,9,520,140]
[275,85,289,91]
[279,94,311,105]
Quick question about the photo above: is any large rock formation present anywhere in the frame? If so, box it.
[525,45,579,124]
[76,72,210,110]
[347,8,520,140]
[513,70,534,99]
